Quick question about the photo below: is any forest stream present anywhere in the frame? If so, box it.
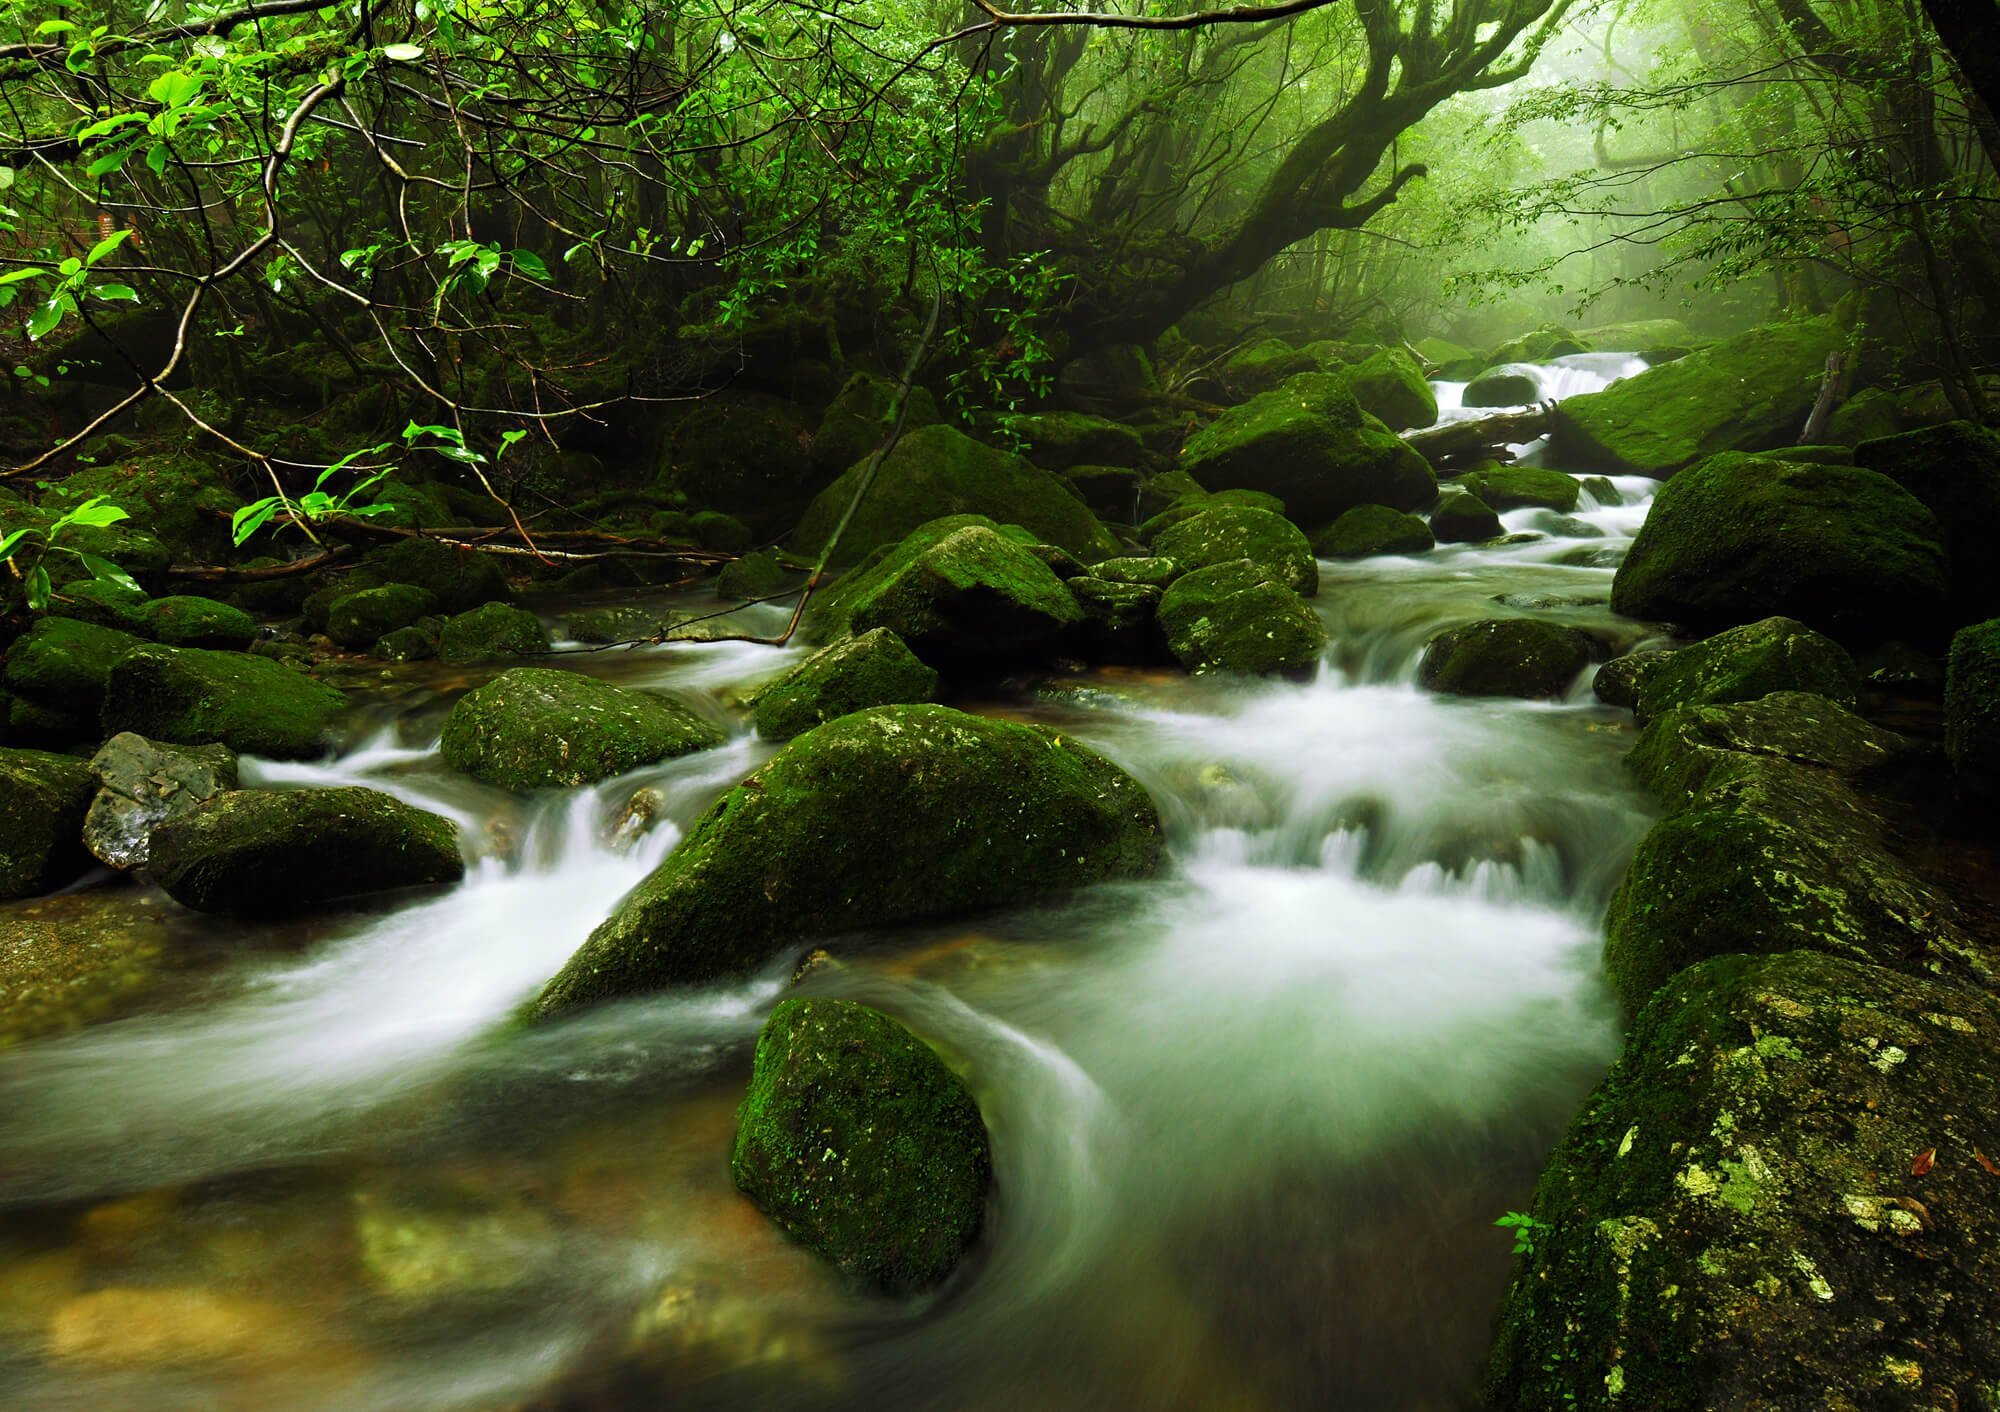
[0,360,1664,1410]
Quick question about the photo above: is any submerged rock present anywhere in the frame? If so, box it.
[83,733,238,870]
[1429,488,1502,544]
[148,786,463,916]
[0,898,173,1046]
[351,1170,561,1302]
[1314,504,1434,558]
[1419,620,1593,699]
[1945,618,2000,800]
[1149,505,1318,595]
[1610,453,1949,646]
[1156,560,1327,677]
[532,705,1164,1013]
[1488,949,2000,1411]
[437,602,550,666]
[752,629,940,741]
[441,668,723,792]
[1616,617,1860,725]
[732,998,991,1294]
[0,748,96,899]
[101,645,347,759]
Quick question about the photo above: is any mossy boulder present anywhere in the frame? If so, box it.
[715,549,804,601]
[1313,504,1434,558]
[373,624,438,662]
[732,998,991,1294]
[1827,385,1903,445]
[1336,348,1438,429]
[1625,691,1908,807]
[810,373,943,479]
[0,748,96,899]
[1068,576,1163,640]
[1455,466,1579,513]
[692,511,753,554]
[325,584,437,649]
[533,705,1165,1011]
[1156,560,1327,676]
[140,595,256,650]
[1137,488,1287,543]
[148,787,463,916]
[1418,619,1594,699]
[791,424,1120,566]
[1008,411,1146,471]
[1149,505,1317,596]
[1615,617,1859,725]
[1220,337,1321,395]
[4,616,145,715]
[1461,364,1542,408]
[1178,373,1436,525]
[357,538,513,614]
[101,646,346,759]
[752,629,939,741]
[1090,555,1180,588]
[1945,618,2000,801]
[1573,316,1696,356]
[440,668,723,792]
[1610,453,1949,646]
[1854,421,2000,621]
[49,577,152,632]
[1487,949,2000,1411]
[57,457,243,563]
[658,389,821,536]
[1550,317,1840,475]
[1488,324,1585,363]
[437,603,549,666]
[1136,469,1206,518]
[1429,488,1503,544]
[564,606,662,644]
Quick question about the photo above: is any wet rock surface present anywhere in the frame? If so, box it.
[83,733,238,870]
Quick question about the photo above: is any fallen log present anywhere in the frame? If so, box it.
[1405,403,1556,469]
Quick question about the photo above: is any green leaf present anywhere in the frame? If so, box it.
[230,499,282,546]
[93,283,138,302]
[24,565,51,612]
[511,250,551,281]
[0,268,42,287]
[26,296,67,340]
[76,112,146,141]
[86,229,133,266]
[35,18,76,34]
[0,527,30,562]
[53,495,129,531]
[85,149,129,178]
[145,143,170,177]
[76,553,140,593]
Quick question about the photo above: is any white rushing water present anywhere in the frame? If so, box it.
[0,354,1663,1411]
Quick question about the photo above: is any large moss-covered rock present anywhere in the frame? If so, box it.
[56,457,243,563]
[1156,560,1327,676]
[659,389,821,536]
[715,549,804,602]
[1220,337,1321,395]
[1462,364,1542,408]
[441,668,723,791]
[1945,618,2000,801]
[1573,316,1696,355]
[101,646,346,759]
[325,584,437,649]
[1313,504,1434,558]
[1854,421,2000,621]
[1455,466,1579,513]
[1337,348,1438,429]
[752,629,939,740]
[148,787,463,916]
[141,595,256,650]
[791,424,1120,566]
[437,602,550,666]
[1418,619,1594,699]
[1488,949,2000,1411]
[565,606,662,644]
[1178,373,1436,525]
[1488,324,1585,364]
[48,576,152,632]
[4,616,145,715]
[1610,453,1949,646]
[732,998,991,1294]
[359,538,513,614]
[1625,691,1908,807]
[810,372,942,479]
[1136,488,1286,543]
[1008,411,1146,471]
[1429,488,1502,543]
[1149,505,1317,595]
[533,705,1165,1011]
[0,749,96,899]
[1550,317,1840,475]
[1619,617,1860,725]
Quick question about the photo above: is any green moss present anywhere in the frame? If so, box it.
[1007,411,1146,471]
[811,372,943,479]
[1827,387,1902,445]
[1626,617,1859,725]
[0,748,96,899]
[1314,504,1434,558]
[1429,489,1502,544]
[141,595,258,649]
[753,629,939,740]
[358,538,513,614]
[148,786,463,916]
[1090,555,1181,588]
[1455,467,1580,513]
[1418,619,1593,699]
[532,705,1165,1012]
[323,584,437,649]
[836,523,1084,669]
[101,645,347,759]
[565,606,663,644]
[373,624,438,662]
[716,549,805,601]
[1625,691,1907,808]
[1335,347,1438,429]
[692,511,753,553]
[791,424,1120,566]
[1221,337,1321,395]
[1610,453,1949,646]
[3,617,146,714]
[731,998,991,1294]
[1149,505,1317,595]
[441,667,723,791]
[1156,559,1327,677]
[1855,421,2000,620]
[437,603,549,666]
[48,577,151,632]
[1574,317,1696,355]
[1068,576,1162,638]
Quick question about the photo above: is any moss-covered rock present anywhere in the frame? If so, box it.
[658,389,821,536]
[0,748,96,899]
[1313,504,1434,558]
[1455,466,1579,513]
[1625,691,1908,807]
[1487,949,2000,1411]
[1550,317,1840,475]
[1136,488,1287,543]
[49,577,151,632]
[1058,464,1144,519]
[1429,488,1503,544]
[1149,505,1317,595]
[791,424,1120,566]
[101,646,346,759]
[1573,316,1696,356]
[56,457,243,564]
[1336,348,1438,429]
[691,511,753,554]
[564,606,662,644]
[1827,385,1903,445]
[1945,618,2000,800]
[1488,324,1585,364]
[1610,453,1949,646]
[1854,421,2000,621]
[1156,560,1327,676]
[1418,619,1594,699]
[148,787,463,916]
[1580,475,1623,508]
[752,629,939,741]
[325,584,437,649]
[1461,364,1542,408]
[810,373,943,480]
[732,998,991,1294]
[4,617,145,715]
[1136,469,1206,518]
[1090,555,1181,588]
[1178,373,1436,525]
[373,624,438,662]
[533,705,1164,1011]
[1220,337,1322,395]
[1619,617,1860,725]
[358,538,513,614]
[716,549,805,601]
[440,668,723,792]
[437,602,549,666]
[1008,411,1147,471]
[140,595,257,650]
[1068,576,1163,639]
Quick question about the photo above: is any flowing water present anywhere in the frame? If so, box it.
[0,358,1664,1410]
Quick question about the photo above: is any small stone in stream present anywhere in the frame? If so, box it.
[83,733,237,870]
[372,624,438,662]
[566,606,663,644]
[147,786,464,916]
[1456,466,1579,513]
[351,1172,560,1301]
[752,628,939,741]
[1550,545,1625,569]
[1418,619,1594,699]
[442,667,723,791]
[0,748,97,900]
[1429,489,1502,544]
[325,584,437,649]
[1536,513,1603,539]
[437,602,550,666]
[1579,475,1623,507]
[1156,559,1326,677]
[607,787,665,852]
[140,595,258,650]
[1314,504,1434,558]
[731,998,991,1294]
